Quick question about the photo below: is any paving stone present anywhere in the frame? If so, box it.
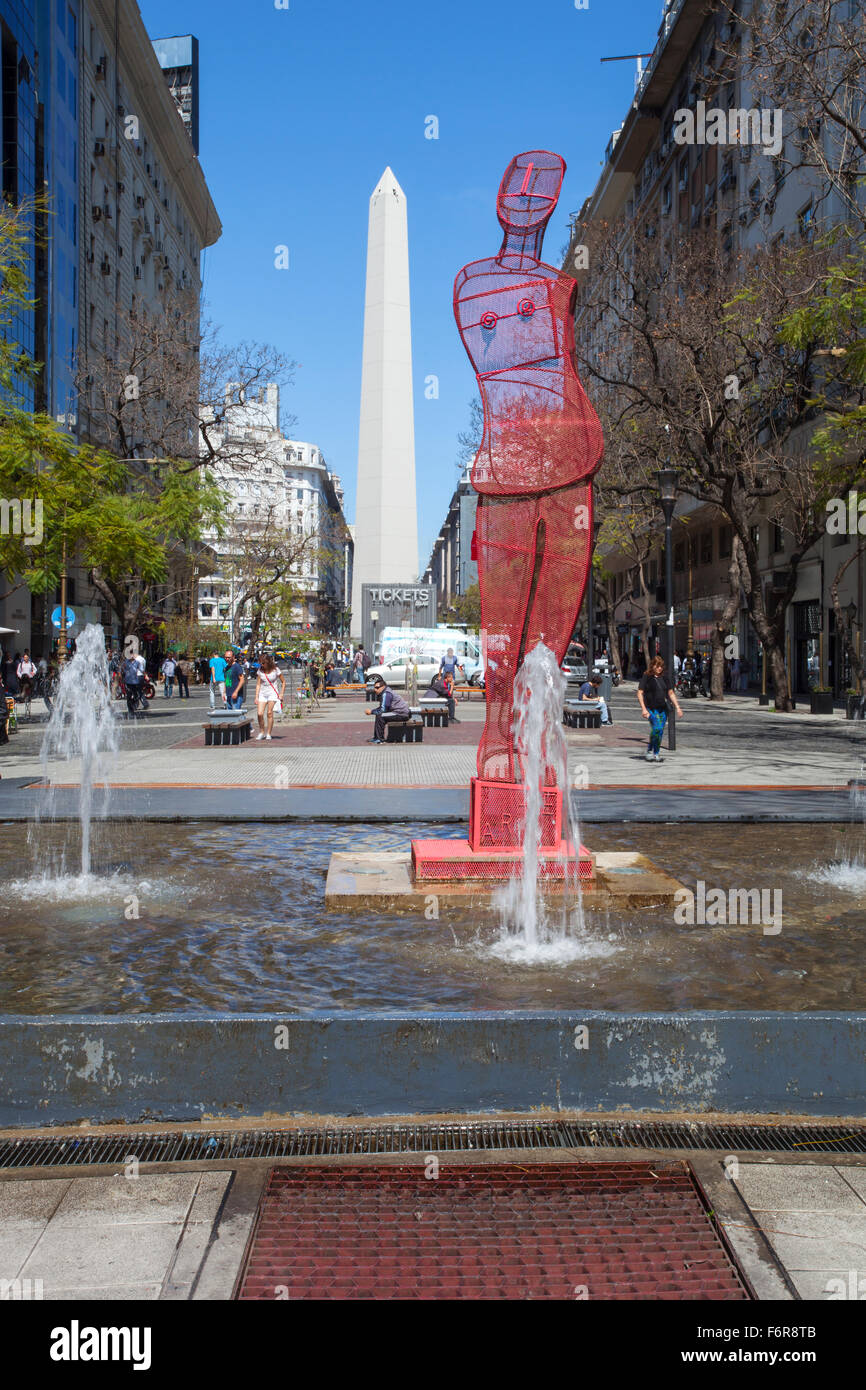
[51,1173,200,1226]
[787,1269,866,1301]
[0,1178,71,1227]
[19,1221,183,1290]
[836,1167,866,1204]
[735,1163,866,1213]
[43,1283,163,1301]
[0,1227,44,1280]
[754,1210,866,1271]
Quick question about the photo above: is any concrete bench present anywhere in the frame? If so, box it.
[417,698,450,728]
[563,701,601,730]
[383,714,424,744]
[203,719,252,746]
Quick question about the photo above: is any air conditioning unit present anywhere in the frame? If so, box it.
[135,194,145,208]
[95,56,107,80]
[134,265,142,280]
[92,204,102,221]
[93,140,106,157]
[102,204,112,219]
[100,258,111,275]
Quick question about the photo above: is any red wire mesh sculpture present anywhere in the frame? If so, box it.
[454,150,604,786]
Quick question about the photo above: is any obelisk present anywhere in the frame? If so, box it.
[351,168,419,635]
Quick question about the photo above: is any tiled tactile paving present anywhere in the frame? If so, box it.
[236,1162,750,1300]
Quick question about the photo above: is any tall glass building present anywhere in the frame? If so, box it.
[35,0,80,429]
[0,0,38,409]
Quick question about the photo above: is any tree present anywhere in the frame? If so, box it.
[577,226,863,709]
[722,0,866,237]
[78,288,297,475]
[219,501,333,649]
[454,582,481,630]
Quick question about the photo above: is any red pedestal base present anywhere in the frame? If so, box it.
[411,837,594,884]
[468,777,562,851]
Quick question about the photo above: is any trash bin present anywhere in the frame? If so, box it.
[594,671,612,705]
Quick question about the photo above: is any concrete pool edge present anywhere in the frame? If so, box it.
[1,1010,863,1127]
[0,785,859,822]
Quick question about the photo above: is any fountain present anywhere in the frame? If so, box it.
[28,623,119,888]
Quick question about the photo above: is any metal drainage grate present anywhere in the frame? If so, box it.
[236,1163,750,1300]
[0,1118,865,1169]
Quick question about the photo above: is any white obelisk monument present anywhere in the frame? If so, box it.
[351,168,418,634]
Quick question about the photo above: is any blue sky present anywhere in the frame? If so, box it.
[139,0,661,563]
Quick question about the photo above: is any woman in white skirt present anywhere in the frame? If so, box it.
[254,653,286,740]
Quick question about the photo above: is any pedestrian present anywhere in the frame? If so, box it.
[175,654,191,699]
[208,648,227,710]
[438,647,464,723]
[223,648,246,709]
[121,651,144,717]
[161,654,177,697]
[365,675,410,744]
[637,654,683,763]
[577,672,611,725]
[254,653,285,740]
[16,650,35,699]
[324,661,338,698]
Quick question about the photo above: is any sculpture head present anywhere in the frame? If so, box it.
[496,150,565,237]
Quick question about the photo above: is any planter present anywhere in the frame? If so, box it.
[810,691,835,716]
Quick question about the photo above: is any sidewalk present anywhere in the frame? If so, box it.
[1,1144,863,1300]
[2,684,863,788]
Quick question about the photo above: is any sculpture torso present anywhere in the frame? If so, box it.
[454,253,603,495]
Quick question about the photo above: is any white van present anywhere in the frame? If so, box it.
[368,627,481,689]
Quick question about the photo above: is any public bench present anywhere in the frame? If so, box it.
[418,697,450,727]
[563,700,602,730]
[202,717,252,746]
[381,711,424,744]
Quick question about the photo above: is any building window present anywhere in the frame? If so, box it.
[700,531,712,565]
[772,519,785,552]
[750,524,761,554]
[798,200,814,240]
[719,525,733,558]
[674,541,685,573]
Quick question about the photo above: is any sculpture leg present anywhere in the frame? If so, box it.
[476,482,592,783]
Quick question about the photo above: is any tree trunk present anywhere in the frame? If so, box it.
[709,537,747,701]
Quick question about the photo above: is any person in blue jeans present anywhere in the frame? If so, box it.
[223,649,246,709]
[209,650,227,710]
[637,655,683,762]
[577,673,611,724]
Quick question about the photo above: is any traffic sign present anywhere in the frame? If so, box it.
[50,606,76,629]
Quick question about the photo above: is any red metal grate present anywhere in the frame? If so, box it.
[236,1162,750,1300]
[468,777,562,851]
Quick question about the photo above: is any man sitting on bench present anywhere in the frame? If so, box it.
[577,673,611,725]
[366,675,411,744]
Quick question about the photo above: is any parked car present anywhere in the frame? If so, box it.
[561,642,589,686]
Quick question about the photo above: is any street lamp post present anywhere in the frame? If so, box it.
[587,513,602,669]
[656,465,678,752]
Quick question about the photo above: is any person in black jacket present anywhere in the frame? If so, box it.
[637,655,684,762]
[365,676,410,743]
